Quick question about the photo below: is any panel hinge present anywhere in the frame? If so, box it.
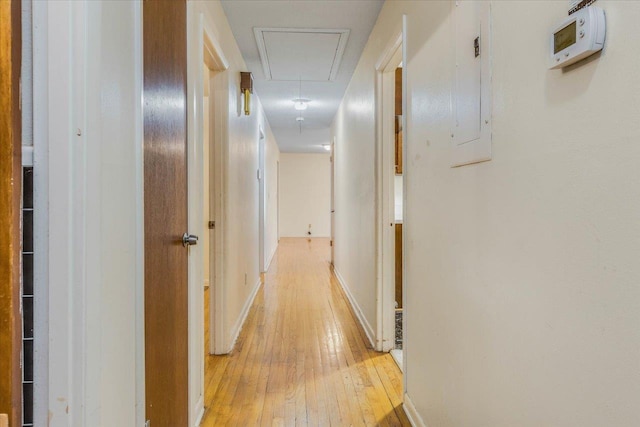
[330,240,333,247]
[474,36,480,58]
[208,221,215,229]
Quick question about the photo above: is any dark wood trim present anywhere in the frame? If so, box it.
[394,68,403,175]
[0,0,22,424]
[395,116,403,175]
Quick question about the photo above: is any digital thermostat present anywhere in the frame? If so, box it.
[549,6,606,69]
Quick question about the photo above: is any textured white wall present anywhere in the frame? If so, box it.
[331,1,403,352]
[279,153,331,238]
[335,1,640,426]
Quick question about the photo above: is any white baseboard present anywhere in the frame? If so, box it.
[279,235,331,238]
[265,244,277,272]
[390,348,403,372]
[227,277,263,353]
[332,267,376,349]
[403,393,427,427]
[193,395,204,427]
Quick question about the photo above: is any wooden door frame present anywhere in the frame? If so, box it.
[186,8,230,423]
[0,0,22,424]
[374,31,404,354]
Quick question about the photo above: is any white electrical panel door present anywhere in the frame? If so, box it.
[451,1,492,167]
[453,1,481,145]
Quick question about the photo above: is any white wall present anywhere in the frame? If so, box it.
[265,126,280,268]
[35,1,144,425]
[335,1,640,426]
[279,153,331,238]
[394,175,403,222]
[331,4,402,348]
[189,1,279,350]
[37,1,281,426]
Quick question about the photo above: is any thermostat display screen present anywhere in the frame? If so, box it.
[549,6,606,69]
[554,21,577,53]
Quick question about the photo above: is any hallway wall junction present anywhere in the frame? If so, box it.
[333,1,640,426]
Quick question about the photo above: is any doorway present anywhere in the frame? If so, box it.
[188,10,231,422]
[259,127,266,272]
[203,63,214,358]
[375,31,405,371]
[391,65,404,369]
[198,19,229,357]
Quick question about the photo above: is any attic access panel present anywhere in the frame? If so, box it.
[254,27,350,81]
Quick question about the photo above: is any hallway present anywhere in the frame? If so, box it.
[201,238,409,426]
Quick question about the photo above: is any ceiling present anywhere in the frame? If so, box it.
[221,0,384,153]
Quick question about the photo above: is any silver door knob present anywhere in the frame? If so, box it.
[182,233,198,247]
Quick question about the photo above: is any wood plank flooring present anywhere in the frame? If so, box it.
[201,238,409,426]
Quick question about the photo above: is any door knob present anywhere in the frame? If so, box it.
[182,233,199,247]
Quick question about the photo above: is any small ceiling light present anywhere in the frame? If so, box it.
[322,144,331,151]
[296,117,305,122]
[293,99,308,111]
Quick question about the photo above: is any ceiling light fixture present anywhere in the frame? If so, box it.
[293,99,308,111]
[296,78,306,134]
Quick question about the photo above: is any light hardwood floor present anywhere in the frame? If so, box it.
[202,238,409,426]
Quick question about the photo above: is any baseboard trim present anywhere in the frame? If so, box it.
[227,277,263,353]
[265,244,277,272]
[404,393,427,427]
[279,235,332,238]
[332,267,376,349]
[193,395,204,427]
[390,348,403,372]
